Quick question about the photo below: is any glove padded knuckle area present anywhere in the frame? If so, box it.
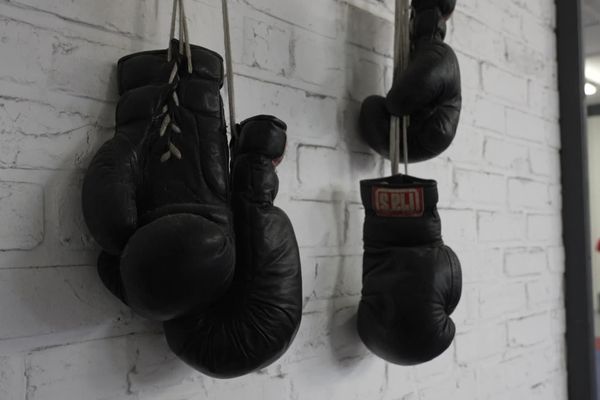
[163,114,302,379]
[121,212,235,322]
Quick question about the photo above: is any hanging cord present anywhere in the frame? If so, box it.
[179,0,193,74]
[221,0,238,140]
[167,0,193,73]
[161,0,194,162]
[390,0,411,176]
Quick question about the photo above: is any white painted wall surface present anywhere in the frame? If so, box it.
[0,0,565,399]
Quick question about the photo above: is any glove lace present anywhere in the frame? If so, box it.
[160,0,193,163]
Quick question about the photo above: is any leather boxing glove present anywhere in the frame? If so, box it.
[412,0,456,17]
[357,174,462,365]
[82,40,235,321]
[359,0,461,163]
[163,115,302,379]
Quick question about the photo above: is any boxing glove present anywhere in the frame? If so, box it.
[82,40,235,321]
[412,0,456,17]
[163,115,302,379]
[357,174,462,365]
[359,1,461,163]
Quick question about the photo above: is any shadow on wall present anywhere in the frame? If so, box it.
[319,2,395,367]
[326,256,365,365]
[340,3,390,177]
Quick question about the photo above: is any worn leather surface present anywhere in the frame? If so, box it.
[164,116,302,378]
[359,1,461,163]
[412,0,456,17]
[357,174,462,365]
[82,42,301,376]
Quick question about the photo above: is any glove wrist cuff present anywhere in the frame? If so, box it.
[361,174,438,217]
[360,175,442,246]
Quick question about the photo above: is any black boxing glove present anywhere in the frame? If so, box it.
[357,174,462,365]
[163,115,302,379]
[359,3,461,163]
[411,0,456,17]
[82,40,235,321]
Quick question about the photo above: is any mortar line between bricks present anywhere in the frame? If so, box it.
[0,86,118,112]
[233,64,339,98]
[234,71,337,100]
[0,167,89,173]
[346,40,394,59]
[238,0,340,40]
[458,7,555,32]
[0,264,92,270]
[8,330,164,354]
[340,0,394,22]
[44,87,120,106]
[0,0,148,42]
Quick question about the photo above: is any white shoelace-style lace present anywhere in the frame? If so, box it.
[160,0,193,163]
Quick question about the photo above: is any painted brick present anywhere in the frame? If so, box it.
[479,281,527,319]
[346,5,393,57]
[0,181,44,250]
[312,255,362,298]
[455,324,508,363]
[547,246,566,273]
[241,17,293,75]
[458,248,503,283]
[506,108,549,143]
[235,76,338,146]
[482,63,528,104]
[239,0,338,38]
[505,37,554,85]
[507,313,551,347]
[446,123,485,165]
[0,355,25,400]
[0,266,142,348]
[296,145,377,200]
[478,212,527,242]
[439,209,478,245]
[527,214,562,242]
[455,170,506,206]
[345,48,387,102]
[530,147,561,178]
[504,248,547,276]
[26,337,133,400]
[451,12,505,66]
[528,82,560,121]
[471,96,506,133]
[508,178,550,210]
[483,136,529,172]
[286,200,342,248]
[293,29,342,89]
[343,202,365,249]
[527,275,563,306]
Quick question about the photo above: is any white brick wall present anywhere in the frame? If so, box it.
[0,0,565,399]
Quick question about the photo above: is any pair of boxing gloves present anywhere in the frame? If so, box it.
[81,0,461,377]
[358,0,462,365]
[82,41,302,378]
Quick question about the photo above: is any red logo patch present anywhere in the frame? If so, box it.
[372,187,425,217]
